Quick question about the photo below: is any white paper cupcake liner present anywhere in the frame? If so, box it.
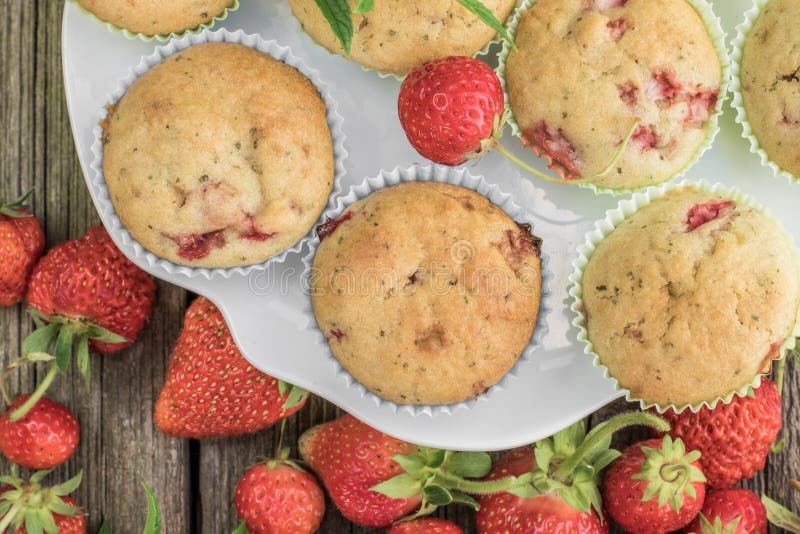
[730,0,799,185]
[300,164,554,418]
[68,0,240,42]
[289,0,524,81]
[568,179,800,414]
[496,0,730,196]
[88,29,347,280]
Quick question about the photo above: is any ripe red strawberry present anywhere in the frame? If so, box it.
[0,191,45,306]
[653,379,782,489]
[684,489,767,534]
[154,296,307,438]
[234,456,325,534]
[299,414,515,528]
[388,518,463,534]
[476,448,607,533]
[0,394,79,470]
[603,436,706,534]
[8,226,157,421]
[398,56,505,166]
[0,470,85,533]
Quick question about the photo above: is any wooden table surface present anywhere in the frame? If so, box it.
[1,1,798,532]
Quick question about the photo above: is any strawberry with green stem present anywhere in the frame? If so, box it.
[398,56,640,184]
[476,412,670,533]
[299,413,527,528]
[8,226,156,422]
[0,189,45,307]
[603,436,706,534]
[0,469,85,534]
[684,489,766,534]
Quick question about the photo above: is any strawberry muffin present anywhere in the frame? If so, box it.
[580,186,800,408]
[288,0,517,76]
[739,0,800,177]
[75,0,234,36]
[504,0,723,190]
[311,181,542,405]
[102,43,334,268]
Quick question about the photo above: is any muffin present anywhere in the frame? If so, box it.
[75,0,234,36]
[288,0,517,76]
[504,0,723,190]
[739,0,800,177]
[102,43,334,268]
[580,185,800,408]
[311,181,542,405]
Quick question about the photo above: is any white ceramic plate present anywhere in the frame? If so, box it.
[62,0,796,451]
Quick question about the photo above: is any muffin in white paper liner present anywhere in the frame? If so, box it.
[68,0,240,42]
[496,0,730,196]
[569,179,800,414]
[730,0,799,184]
[88,28,347,280]
[301,164,554,417]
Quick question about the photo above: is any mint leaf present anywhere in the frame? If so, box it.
[314,0,355,55]
[142,480,162,534]
[456,0,516,49]
[354,0,374,14]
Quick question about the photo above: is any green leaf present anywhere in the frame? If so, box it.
[762,495,800,533]
[591,449,621,474]
[449,491,480,510]
[371,474,422,499]
[30,469,54,484]
[534,441,554,472]
[76,334,90,388]
[277,380,289,396]
[507,484,540,499]
[282,385,308,410]
[37,508,58,534]
[48,501,79,516]
[426,449,448,469]
[455,0,516,49]
[353,0,374,13]
[0,501,12,517]
[142,480,162,534]
[22,323,60,356]
[98,521,112,534]
[52,471,83,496]
[422,485,453,507]
[444,451,492,479]
[313,0,354,55]
[24,509,44,534]
[232,520,249,534]
[53,326,74,372]
[392,454,426,477]
[86,324,128,344]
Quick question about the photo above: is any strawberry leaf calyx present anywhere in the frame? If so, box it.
[0,469,82,534]
[277,380,309,410]
[691,513,742,534]
[762,495,800,533]
[631,435,706,513]
[0,189,34,219]
[232,520,249,534]
[510,412,670,518]
[371,448,517,519]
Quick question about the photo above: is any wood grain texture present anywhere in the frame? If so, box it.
[0,1,798,533]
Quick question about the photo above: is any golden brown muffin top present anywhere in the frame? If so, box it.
[77,0,234,36]
[288,0,517,75]
[505,0,721,189]
[741,0,800,176]
[582,186,799,408]
[311,182,542,405]
[102,43,334,268]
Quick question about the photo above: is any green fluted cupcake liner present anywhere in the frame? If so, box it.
[568,179,800,414]
[730,0,799,184]
[496,0,730,196]
[68,0,239,42]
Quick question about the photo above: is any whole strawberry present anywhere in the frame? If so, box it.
[234,454,325,534]
[0,470,85,533]
[684,489,767,534]
[398,56,504,166]
[9,226,156,421]
[0,394,79,470]
[299,414,516,528]
[155,296,307,438]
[654,380,782,489]
[388,518,463,534]
[603,436,706,534]
[0,190,45,306]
